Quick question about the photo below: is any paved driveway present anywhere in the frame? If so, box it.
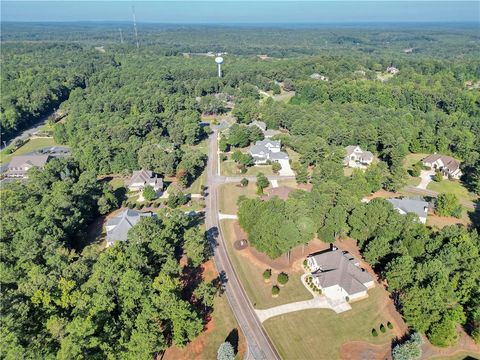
[417,169,435,189]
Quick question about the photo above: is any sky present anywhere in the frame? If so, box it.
[1,1,479,23]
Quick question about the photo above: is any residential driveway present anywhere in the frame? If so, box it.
[218,213,238,220]
[417,169,435,189]
[278,160,295,176]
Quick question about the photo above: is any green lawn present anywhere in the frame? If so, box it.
[220,219,312,309]
[286,148,301,164]
[263,286,397,360]
[427,180,476,202]
[221,160,274,176]
[187,169,206,194]
[343,167,354,177]
[1,137,59,164]
[108,177,127,190]
[403,153,429,171]
[218,182,259,214]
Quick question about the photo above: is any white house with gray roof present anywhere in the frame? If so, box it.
[249,139,294,176]
[128,169,163,195]
[344,145,374,168]
[388,197,429,224]
[307,249,374,301]
[105,209,154,247]
[422,154,462,179]
[5,155,50,179]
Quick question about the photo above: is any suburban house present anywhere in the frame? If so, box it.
[386,66,400,75]
[343,145,374,168]
[128,169,163,195]
[5,155,50,179]
[387,197,429,224]
[105,209,154,247]
[307,249,375,301]
[310,73,329,81]
[249,139,294,176]
[422,154,462,179]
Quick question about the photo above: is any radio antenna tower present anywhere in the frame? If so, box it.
[119,28,124,44]
[132,6,139,50]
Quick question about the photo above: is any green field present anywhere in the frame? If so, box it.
[263,286,397,360]
[220,219,312,309]
[221,160,275,177]
[427,179,476,202]
[1,137,59,164]
[218,182,259,214]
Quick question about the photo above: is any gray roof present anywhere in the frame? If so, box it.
[106,209,154,243]
[129,169,163,188]
[422,154,461,173]
[345,145,373,160]
[256,139,280,148]
[249,120,267,132]
[269,151,289,160]
[8,155,50,169]
[311,250,373,295]
[387,198,428,219]
[249,144,269,157]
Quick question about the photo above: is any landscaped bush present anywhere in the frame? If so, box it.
[372,328,378,337]
[128,203,135,209]
[387,321,393,329]
[380,324,386,333]
[271,285,280,296]
[303,259,307,267]
[143,185,157,201]
[277,272,289,285]
[263,269,272,281]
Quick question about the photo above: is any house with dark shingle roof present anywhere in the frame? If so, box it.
[105,209,154,247]
[6,155,50,179]
[422,154,462,179]
[307,249,374,301]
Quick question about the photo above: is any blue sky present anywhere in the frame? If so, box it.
[1,1,479,23]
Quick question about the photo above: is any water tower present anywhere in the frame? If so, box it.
[215,56,224,78]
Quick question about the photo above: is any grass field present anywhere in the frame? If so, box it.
[1,137,59,164]
[427,180,476,202]
[263,286,397,360]
[220,219,312,309]
[187,169,206,194]
[221,160,274,177]
[402,153,428,187]
[218,182,259,214]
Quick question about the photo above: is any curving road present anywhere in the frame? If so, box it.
[205,130,281,360]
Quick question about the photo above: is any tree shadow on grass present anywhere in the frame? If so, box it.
[225,328,239,355]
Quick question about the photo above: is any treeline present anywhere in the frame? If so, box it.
[0,42,117,139]
[238,164,480,346]
[0,159,214,358]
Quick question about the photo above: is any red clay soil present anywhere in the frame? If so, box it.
[341,341,392,360]
[297,183,313,192]
[427,213,470,229]
[365,189,400,201]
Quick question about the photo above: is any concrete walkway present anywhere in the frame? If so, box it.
[417,169,435,189]
[270,179,279,188]
[218,213,238,220]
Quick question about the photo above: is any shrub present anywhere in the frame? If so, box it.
[240,178,249,187]
[272,162,282,174]
[277,272,289,285]
[380,324,386,333]
[220,153,227,162]
[434,170,443,182]
[271,285,280,296]
[392,332,423,360]
[263,269,272,280]
[303,259,307,267]
[137,203,144,210]
[372,328,378,337]
[217,341,235,360]
[143,185,157,201]
[387,321,393,329]
[127,203,135,209]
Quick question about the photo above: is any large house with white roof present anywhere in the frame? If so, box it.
[388,197,429,224]
[307,249,375,301]
[344,145,374,168]
[5,155,50,179]
[127,169,163,195]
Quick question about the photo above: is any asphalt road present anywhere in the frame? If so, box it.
[204,130,281,360]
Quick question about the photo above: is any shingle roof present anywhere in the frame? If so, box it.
[422,154,461,173]
[269,151,288,160]
[106,209,154,242]
[387,198,428,219]
[129,169,163,187]
[8,155,50,169]
[311,250,373,296]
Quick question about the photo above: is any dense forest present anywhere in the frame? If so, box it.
[1,23,479,357]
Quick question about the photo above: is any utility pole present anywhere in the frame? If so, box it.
[132,6,139,50]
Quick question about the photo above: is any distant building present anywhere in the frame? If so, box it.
[307,249,375,301]
[422,154,462,179]
[128,169,163,195]
[5,155,50,179]
[344,145,374,168]
[387,197,429,224]
[403,48,414,54]
[310,73,329,81]
[105,209,154,246]
[248,121,282,138]
[386,66,400,75]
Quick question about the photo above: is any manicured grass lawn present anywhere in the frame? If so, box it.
[403,153,429,171]
[1,137,59,164]
[108,177,126,190]
[343,167,354,177]
[286,148,301,164]
[187,169,206,194]
[218,182,258,214]
[220,219,312,309]
[263,286,397,360]
[427,180,476,202]
[220,160,274,177]
[405,176,421,187]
